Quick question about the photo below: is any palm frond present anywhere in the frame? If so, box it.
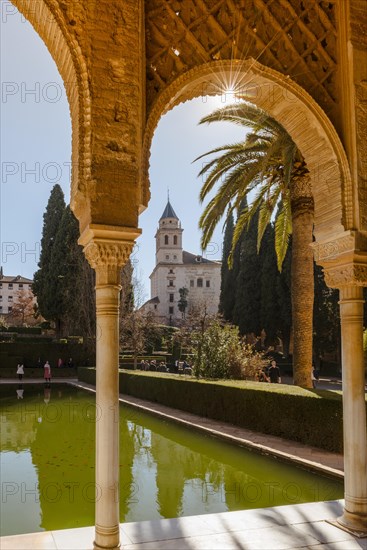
[196,101,304,268]
[257,185,282,252]
[199,102,290,139]
[274,196,292,271]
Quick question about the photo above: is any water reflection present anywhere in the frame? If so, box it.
[0,384,343,537]
[16,385,24,400]
[44,386,51,404]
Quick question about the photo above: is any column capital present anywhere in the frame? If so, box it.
[312,230,367,288]
[83,241,134,270]
[324,263,367,289]
[79,224,141,285]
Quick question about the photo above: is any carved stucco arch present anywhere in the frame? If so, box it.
[10,0,91,215]
[143,59,353,245]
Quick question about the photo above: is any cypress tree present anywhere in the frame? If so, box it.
[233,209,261,336]
[50,205,96,340]
[259,223,279,345]
[276,240,292,357]
[219,209,236,320]
[33,184,66,331]
[313,263,340,364]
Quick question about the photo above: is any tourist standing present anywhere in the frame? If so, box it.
[16,363,24,381]
[268,360,281,383]
[44,360,52,382]
[311,366,317,389]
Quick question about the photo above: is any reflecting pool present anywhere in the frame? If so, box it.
[0,384,343,536]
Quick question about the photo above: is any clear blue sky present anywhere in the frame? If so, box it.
[1,8,245,300]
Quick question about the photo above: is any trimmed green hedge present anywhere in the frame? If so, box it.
[78,369,367,453]
[0,342,94,368]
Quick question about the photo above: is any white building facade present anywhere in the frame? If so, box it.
[141,201,221,324]
[0,267,35,316]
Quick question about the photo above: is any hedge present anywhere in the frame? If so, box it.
[78,369,367,454]
[0,342,94,368]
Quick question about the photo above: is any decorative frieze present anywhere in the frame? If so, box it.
[313,233,356,262]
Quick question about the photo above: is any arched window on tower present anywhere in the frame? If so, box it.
[164,235,169,245]
[173,235,177,245]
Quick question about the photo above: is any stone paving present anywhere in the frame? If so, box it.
[1,500,366,549]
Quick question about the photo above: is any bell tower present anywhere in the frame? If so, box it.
[155,199,183,264]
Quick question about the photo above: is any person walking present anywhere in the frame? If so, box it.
[16,363,24,381]
[268,360,281,383]
[44,360,51,383]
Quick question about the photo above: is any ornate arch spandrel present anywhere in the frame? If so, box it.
[142,59,353,247]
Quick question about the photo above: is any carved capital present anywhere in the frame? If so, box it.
[324,264,367,289]
[79,223,141,285]
[313,231,367,288]
[84,241,134,270]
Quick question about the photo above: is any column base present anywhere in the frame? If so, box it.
[94,545,120,550]
[327,511,367,538]
[94,540,120,550]
[94,526,120,550]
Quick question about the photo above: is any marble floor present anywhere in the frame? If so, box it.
[1,500,366,549]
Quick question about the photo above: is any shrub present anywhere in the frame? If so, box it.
[0,317,9,330]
[192,320,266,379]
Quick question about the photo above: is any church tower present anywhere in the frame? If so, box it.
[155,200,183,265]
[142,198,221,325]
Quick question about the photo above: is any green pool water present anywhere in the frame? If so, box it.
[0,383,343,536]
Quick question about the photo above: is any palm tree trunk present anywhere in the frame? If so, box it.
[291,177,314,387]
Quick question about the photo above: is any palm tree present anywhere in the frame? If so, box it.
[195,102,314,388]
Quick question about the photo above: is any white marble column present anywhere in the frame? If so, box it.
[338,285,367,534]
[80,229,138,550]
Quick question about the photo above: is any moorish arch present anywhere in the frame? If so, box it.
[10,0,92,222]
[142,59,353,248]
[142,57,367,537]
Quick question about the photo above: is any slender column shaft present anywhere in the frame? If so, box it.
[94,275,121,550]
[79,227,139,550]
[339,285,367,533]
